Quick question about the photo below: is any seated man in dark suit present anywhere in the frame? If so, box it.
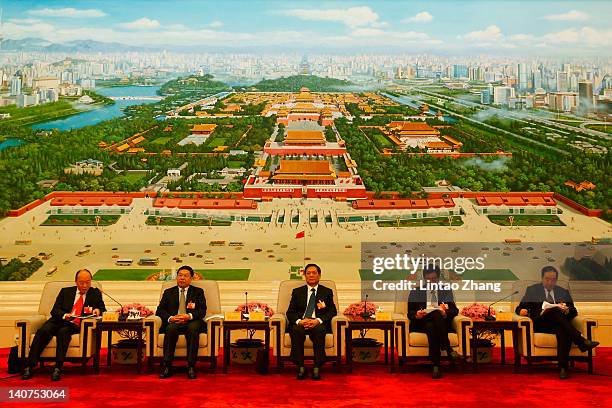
[516,265,598,379]
[286,263,337,380]
[408,263,461,379]
[22,269,106,381]
[156,265,207,379]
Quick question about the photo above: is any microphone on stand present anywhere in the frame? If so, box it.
[361,293,370,319]
[100,289,125,320]
[243,291,249,320]
[485,291,519,321]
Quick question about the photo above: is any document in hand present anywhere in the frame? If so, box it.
[541,301,561,311]
[424,306,439,314]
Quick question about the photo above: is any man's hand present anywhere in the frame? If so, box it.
[559,303,569,314]
[170,314,191,324]
[416,310,427,319]
[439,303,448,317]
[302,319,314,329]
[301,318,319,329]
[93,309,101,317]
[519,309,529,317]
[63,313,72,320]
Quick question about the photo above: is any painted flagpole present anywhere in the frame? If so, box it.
[295,230,306,267]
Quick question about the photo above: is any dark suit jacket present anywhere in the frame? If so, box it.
[50,286,106,323]
[407,288,459,331]
[286,284,337,333]
[156,285,207,330]
[515,283,578,322]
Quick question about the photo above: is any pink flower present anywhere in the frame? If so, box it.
[460,303,495,320]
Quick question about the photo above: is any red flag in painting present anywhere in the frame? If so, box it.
[295,231,305,239]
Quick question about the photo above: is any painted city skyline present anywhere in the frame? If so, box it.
[0,1,610,55]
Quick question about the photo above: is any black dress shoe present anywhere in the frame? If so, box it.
[22,367,33,380]
[296,366,307,380]
[432,365,442,379]
[187,366,197,379]
[578,340,599,352]
[447,350,462,363]
[51,367,61,382]
[159,366,172,379]
[559,367,569,379]
[311,367,321,381]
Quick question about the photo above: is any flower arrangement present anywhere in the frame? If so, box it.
[115,304,154,340]
[116,303,154,319]
[235,302,274,317]
[343,302,378,318]
[461,303,495,320]
[461,303,497,347]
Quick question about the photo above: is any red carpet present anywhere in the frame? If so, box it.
[1,348,611,408]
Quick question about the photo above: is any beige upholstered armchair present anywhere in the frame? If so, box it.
[392,290,471,364]
[512,280,597,373]
[15,281,102,371]
[270,280,347,369]
[146,280,222,370]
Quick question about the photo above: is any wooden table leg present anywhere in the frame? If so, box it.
[136,327,142,374]
[94,326,101,374]
[472,328,479,373]
[384,329,389,364]
[390,327,395,373]
[513,327,520,373]
[346,328,353,373]
[500,329,506,364]
[264,327,270,374]
[106,328,112,367]
[223,327,229,373]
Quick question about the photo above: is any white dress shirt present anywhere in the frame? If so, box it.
[545,288,556,303]
[62,290,87,320]
[295,284,323,325]
[426,289,438,309]
[168,285,193,323]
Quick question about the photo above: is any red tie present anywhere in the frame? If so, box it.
[71,294,84,326]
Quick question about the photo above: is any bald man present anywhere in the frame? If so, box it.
[22,269,106,381]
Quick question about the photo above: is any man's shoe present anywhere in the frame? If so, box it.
[296,366,307,380]
[187,366,197,380]
[22,367,33,380]
[559,367,569,380]
[447,350,462,363]
[578,340,599,353]
[51,367,61,382]
[159,366,172,379]
[311,367,321,381]
[432,365,442,379]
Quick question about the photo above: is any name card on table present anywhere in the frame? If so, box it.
[249,311,266,321]
[225,311,242,321]
[496,312,513,321]
[102,312,119,322]
[375,312,391,321]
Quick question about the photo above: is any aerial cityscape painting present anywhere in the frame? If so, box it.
[0,0,610,285]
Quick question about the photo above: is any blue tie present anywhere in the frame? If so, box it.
[304,288,316,318]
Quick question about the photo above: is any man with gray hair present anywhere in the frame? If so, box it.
[22,269,105,381]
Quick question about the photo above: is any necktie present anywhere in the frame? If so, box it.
[430,290,438,307]
[179,288,186,314]
[304,288,316,319]
[546,290,554,304]
[71,294,84,326]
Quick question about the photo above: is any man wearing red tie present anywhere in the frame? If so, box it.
[22,269,105,381]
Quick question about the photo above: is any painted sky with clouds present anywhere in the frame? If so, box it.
[2,1,611,54]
